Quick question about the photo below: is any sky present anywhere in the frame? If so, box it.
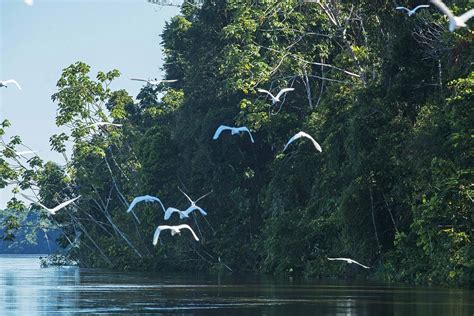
[0,0,180,207]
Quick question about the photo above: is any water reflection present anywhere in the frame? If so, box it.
[0,255,473,315]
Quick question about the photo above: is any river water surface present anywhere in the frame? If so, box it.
[0,255,472,315]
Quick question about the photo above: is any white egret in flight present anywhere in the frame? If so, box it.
[213,125,255,143]
[257,88,294,104]
[0,79,22,90]
[153,224,199,245]
[126,195,166,213]
[21,194,81,216]
[130,78,178,86]
[396,5,430,16]
[164,206,205,220]
[164,188,211,220]
[431,0,474,32]
[15,150,38,156]
[327,257,370,269]
[283,131,322,153]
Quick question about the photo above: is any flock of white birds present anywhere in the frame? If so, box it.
[124,189,210,245]
[3,0,473,270]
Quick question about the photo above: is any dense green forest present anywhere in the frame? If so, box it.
[1,0,472,286]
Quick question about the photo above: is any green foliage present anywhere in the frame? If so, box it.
[0,119,45,241]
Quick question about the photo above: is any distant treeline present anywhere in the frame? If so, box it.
[0,211,58,254]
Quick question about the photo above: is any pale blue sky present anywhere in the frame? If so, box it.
[0,0,179,207]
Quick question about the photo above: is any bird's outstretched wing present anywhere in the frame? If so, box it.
[4,79,22,90]
[235,126,255,143]
[176,224,200,241]
[283,131,322,152]
[50,196,81,214]
[178,187,194,205]
[160,79,178,83]
[164,207,181,220]
[100,122,122,127]
[396,6,410,12]
[304,133,323,152]
[283,133,301,151]
[130,78,148,83]
[21,194,80,215]
[154,225,176,245]
[195,206,207,216]
[213,125,232,140]
[257,88,275,99]
[126,196,143,213]
[183,205,207,217]
[350,259,370,269]
[21,193,50,211]
[148,196,166,212]
[327,257,345,261]
[431,0,454,19]
[413,5,430,13]
[194,190,213,204]
[153,226,164,245]
[459,8,474,24]
[147,79,178,85]
[15,150,37,156]
[275,88,295,100]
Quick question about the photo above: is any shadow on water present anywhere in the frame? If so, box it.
[0,255,473,315]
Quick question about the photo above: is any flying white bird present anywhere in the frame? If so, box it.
[15,150,38,156]
[283,131,322,153]
[164,189,211,220]
[126,195,166,213]
[327,257,370,269]
[153,224,199,245]
[21,193,81,216]
[0,79,22,90]
[396,5,430,16]
[213,125,255,143]
[431,0,474,32]
[257,88,295,104]
[86,122,122,128]
[164,206,207,220]
[130,78,178,86]
[24,0,34,5]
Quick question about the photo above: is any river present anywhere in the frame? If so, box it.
[0,255,472,315]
